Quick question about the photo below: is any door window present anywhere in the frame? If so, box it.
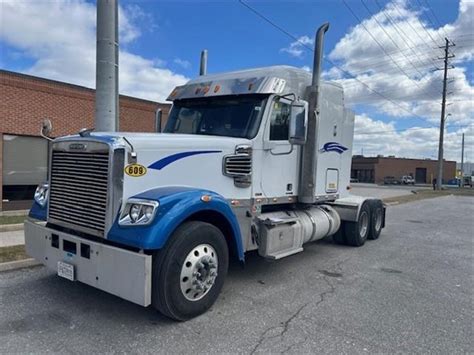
[269,100,291,141]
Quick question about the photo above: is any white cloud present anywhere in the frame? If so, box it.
[173,58,191,69]
[326,0,474,125]
[280,35,313,58]
[0,0,188,102]
[353,114,473,161]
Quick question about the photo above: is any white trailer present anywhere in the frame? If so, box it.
[25,23,385,320]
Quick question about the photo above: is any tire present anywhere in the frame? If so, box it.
[343,202,370,247]
[152,221,229,321]
[332,227,346,245]
[368,200,384,240]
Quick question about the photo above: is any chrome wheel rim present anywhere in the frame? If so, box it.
[180,244,218,302]
[374,208,383,232]
[359,211,369,238]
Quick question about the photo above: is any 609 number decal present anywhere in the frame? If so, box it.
[125,163,147,177]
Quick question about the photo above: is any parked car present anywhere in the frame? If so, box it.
[462,176,473,187]
[401,175,415,185]
[383,176,400,185]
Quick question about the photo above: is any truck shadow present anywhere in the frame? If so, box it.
[4,237,346,329]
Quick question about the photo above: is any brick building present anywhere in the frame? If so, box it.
[351,155,456,184]
[0,70,170,211]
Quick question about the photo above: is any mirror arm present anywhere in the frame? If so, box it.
[40,129,54,141]
[278,93,297,103]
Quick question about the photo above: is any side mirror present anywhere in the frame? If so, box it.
[155,108,162,133]
[289,101,308,145]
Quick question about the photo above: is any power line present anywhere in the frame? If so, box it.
[405,0,442,47]
[390,2,442,52]
[415,0,446,44]
[361,0,425,77]
[343,0,441,99]
[237,0,436,126]
[342,0,425,89]
[354,123,472,136]
[422,0,449,38]
[374,0,438,69]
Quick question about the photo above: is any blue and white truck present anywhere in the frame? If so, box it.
[25,24,385,321]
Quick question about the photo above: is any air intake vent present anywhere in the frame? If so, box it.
[223,145,252,188]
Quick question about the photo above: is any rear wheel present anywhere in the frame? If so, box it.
[152,221,229,321]
[343,202,370,247]
[368,200,384,240]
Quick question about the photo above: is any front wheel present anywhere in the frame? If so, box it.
[152,221,229,321]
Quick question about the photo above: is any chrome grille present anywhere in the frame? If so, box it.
[48,147,110,237]
[223,145,252,188]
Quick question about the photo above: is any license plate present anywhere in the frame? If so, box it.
[57,261,75,281]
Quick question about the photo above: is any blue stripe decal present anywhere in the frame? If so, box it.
[319,142,348,154]
[148,150,222,170]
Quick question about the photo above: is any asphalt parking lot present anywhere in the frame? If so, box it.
[0,195,472,354]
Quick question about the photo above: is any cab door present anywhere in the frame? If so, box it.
[259,98,300,201]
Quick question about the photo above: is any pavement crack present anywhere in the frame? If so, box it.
[249,260,344,354]
[249,302,309,355]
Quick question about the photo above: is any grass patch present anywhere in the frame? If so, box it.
[383,188,474,205]
[0,215,26,225]
[0,245,29,263]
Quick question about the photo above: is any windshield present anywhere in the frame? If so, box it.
[164,95,268,139]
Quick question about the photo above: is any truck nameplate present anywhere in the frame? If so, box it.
[125,164,147,177]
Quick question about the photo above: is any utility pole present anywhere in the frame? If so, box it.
[435,38,455,190]
[460,132,465,187]
[95,0,119,132]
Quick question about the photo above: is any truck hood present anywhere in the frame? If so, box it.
[63,132,253,201]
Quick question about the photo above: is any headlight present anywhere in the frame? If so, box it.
[119,199,159,226]
[34,182,49,207]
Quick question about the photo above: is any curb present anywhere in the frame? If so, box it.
[0,210,28,217]
[0,223,24,232]
[0,258,41,272]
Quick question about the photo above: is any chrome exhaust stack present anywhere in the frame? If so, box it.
[299,23,330,204]
[199,49,208,76]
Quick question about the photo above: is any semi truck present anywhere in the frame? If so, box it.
[25,23,386,321]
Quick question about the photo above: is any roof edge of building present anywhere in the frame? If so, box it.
[352,155,456,164]
[0,69,169,107]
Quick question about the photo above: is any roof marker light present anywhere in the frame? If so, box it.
[214,85,220,93]
[203,86,210,94]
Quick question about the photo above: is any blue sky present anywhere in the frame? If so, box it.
[122,0,461,74]
[0,0,472,160]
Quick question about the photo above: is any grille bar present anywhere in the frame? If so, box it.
[48,148,110,236]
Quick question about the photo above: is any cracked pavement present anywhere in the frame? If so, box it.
[0,195,472,353]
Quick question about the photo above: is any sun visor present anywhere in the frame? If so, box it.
[167,76,286,101]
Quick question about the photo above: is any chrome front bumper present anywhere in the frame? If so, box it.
[24,220,152,306]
